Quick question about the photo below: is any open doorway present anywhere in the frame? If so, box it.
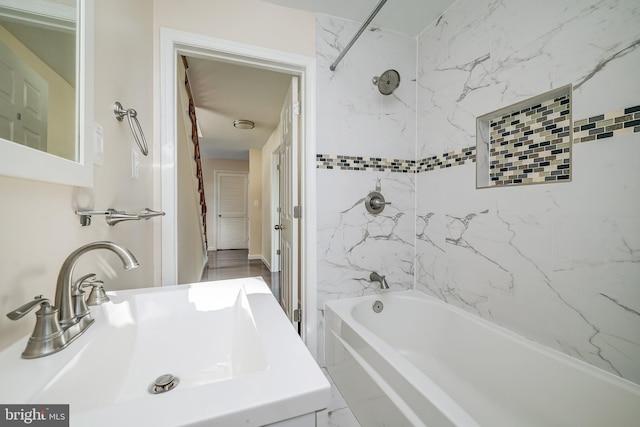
[160,29,318,354]
[179,55,295,307]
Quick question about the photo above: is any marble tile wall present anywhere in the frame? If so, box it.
[316,14,416,160]
[416,0,640,383]
[315,14,416,365]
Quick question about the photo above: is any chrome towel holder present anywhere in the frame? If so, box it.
[114,101,149,156]
[76,208,165,227]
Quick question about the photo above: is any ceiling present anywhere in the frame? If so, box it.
[185,57,292,160]
[188,0,458,160]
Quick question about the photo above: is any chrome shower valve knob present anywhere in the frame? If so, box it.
[365,191,391,214]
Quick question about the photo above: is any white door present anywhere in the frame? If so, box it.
[216,171,248,250]
[0,41,48,150]
[278,76,299,326]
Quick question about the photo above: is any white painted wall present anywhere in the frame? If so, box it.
[0,0,155,351]
[248,148,263,259]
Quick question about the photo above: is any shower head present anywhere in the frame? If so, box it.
[372,69,400,95]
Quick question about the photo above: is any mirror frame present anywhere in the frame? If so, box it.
[0,0,94,187]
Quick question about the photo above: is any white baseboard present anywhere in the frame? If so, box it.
[262,256,277,272]
[248,254,276,272]
[199,253,209,281]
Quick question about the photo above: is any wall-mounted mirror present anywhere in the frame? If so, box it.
[0,0,94,187]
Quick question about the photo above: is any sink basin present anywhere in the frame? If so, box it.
[0,277,329,426]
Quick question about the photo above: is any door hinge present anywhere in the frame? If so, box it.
[293,308,301,322]
[293,101,301,115]
[293,205,301,219]
[276,249,281,255]
[276,207,281,213]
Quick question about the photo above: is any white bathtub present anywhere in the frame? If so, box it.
[324,291,640,427]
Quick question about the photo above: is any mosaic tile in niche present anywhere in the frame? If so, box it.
[477,85,572,187]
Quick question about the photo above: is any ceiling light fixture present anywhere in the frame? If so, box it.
[233,119,255,130]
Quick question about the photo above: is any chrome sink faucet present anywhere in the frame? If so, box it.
[6,241,138,358]
[55,241,138,328]
[370,271,389,290]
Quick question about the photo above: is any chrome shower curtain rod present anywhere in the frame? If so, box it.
[329,0,388,71]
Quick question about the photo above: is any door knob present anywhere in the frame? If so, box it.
[274,224,283,230]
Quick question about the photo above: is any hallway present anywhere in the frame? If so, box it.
[201,249,280,301]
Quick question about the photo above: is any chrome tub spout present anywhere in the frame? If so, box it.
[370,271,389,290]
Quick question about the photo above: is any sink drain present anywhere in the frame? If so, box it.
[149,374,180,394]
[372,300,384,313]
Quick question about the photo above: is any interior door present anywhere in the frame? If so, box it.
[0,41,48,150]
[278,76,299,327]
[216,171,248,250]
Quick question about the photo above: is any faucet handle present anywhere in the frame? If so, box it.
[74,273,97,292]
[84,281,110,306]
[8,296,67,359]
[6,296,55,320]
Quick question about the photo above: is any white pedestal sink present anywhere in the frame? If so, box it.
[0,277,330,426]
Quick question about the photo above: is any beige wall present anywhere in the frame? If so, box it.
[152,0,316,57]
[248,149,262,259]
[0,0,155,351]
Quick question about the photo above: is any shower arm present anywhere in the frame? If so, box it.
[329,0,388,71]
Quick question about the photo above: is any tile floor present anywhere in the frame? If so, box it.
[201,249,280,301]
[202,250,361,426]
[323,369,362,427]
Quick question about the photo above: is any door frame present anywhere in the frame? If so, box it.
[270,150,281,272]
[159,28,318,358]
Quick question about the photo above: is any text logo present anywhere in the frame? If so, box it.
[1,405,69,426]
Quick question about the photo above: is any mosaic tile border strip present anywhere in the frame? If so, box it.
[316,105,639,174]
[415,147,476,172]
[315,154,415,173]
[573,105,640,143]
[489,94,571,185]
[315,149,476,173]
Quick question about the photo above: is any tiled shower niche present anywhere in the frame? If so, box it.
[476,85,572,188]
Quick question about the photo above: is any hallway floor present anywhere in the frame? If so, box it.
[201,249,280,302]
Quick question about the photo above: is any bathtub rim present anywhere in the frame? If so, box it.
[325,290,640,394]
[325,292,481,427]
